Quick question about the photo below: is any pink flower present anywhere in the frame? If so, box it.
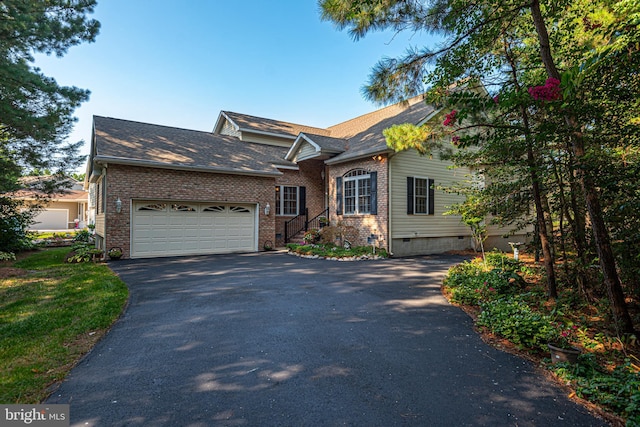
[528,78,562,102]
[443,110,457,126]
[493,95,499,104]
[451,135,460,146]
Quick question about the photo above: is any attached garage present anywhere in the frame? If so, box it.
[131,201,257,258]
[32,209,69,230]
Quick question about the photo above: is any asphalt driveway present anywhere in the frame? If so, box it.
[47,252,606,426]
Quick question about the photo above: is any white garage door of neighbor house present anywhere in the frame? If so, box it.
[132,201,256,258]
[32,209,69,230]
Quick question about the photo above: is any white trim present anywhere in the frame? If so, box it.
[325,149,393,165]
[212,111,239,134]
[342,170,372,215]
[412,176,430,215]
[275,185,300,216]
[286,133,320,160]
[275,164,300,171]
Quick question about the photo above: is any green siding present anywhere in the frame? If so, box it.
[389,149,469,238]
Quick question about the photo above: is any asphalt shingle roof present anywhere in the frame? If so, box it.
[93,116,293,176]
[299,133,348,152]
[222,111,331,138]
[91,95,438,173]
[326,95,436,163]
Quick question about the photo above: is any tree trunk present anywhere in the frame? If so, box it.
[527,145,558,298]
[502,35,558,298]
[565,146,591,300]
[530,0,635,333]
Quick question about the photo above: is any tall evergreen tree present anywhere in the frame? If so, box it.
[0,0,99,253]
[0,0,99,188]
[320,0,638,333]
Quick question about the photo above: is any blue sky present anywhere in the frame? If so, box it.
[33,1,435,170]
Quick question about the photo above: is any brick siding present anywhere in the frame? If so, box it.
[104,164,276,258]
[274,160,325,246]
[328,156,389,250]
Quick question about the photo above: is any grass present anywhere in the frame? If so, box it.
[29,231,77,240]
[0,247,128,403]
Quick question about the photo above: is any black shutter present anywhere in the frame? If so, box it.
[428,178,435,215]
[407,177,414,215]
[336,177,343,215]
[299,186,306,215]
[370,171,377,215]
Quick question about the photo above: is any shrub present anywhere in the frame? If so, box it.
[73,229,94,244]
[0,251,16,261]
[0,197,35,253]
[66,242,102,263]
[286,243,388,259]
[552,354,640,423]
[477,296,554,351]
[303,229,320,244]
[444,261,521,306]
[485,250,522,272]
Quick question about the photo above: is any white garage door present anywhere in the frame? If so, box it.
[32,209,68,230]
[131,201,256,258]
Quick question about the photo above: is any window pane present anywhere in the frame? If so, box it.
[344,180,356,214]
[358,178,371,213]
[415,178,428,214]
[283,186,298,215]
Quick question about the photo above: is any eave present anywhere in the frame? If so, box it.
[93,155,283,178]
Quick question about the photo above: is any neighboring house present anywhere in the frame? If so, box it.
[86,95,526,259]
[11,176,89,231]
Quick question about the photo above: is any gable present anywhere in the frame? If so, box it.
[286,133,347,162]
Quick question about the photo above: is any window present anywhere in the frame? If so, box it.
[138,203,167,211]
[171,204,196,212]
[203,206,225,213]
[337,169,377,215]
[407,177,434,215]
[275,186,306,216]
[97,177,106,214]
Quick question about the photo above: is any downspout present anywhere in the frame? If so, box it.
[387,155,393,256]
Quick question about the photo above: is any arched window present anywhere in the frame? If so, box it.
[336,169,377,215]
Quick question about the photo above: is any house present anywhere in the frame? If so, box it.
[11,176,89,231]
[85,95,525,259]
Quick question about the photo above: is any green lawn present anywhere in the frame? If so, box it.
[0,247,128,403]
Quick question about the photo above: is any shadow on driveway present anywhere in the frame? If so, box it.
[47,252,607,426]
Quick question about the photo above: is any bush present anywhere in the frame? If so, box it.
[0,251,16,261]
[485,250,522,272]
[477,296,554,351]
[0,197,36,253]
[444,260,522,306]
[286,243,388,259]
[303,229,320,244]
[552,354,640,423]
[66,242,102,263]
[73,229,94,244]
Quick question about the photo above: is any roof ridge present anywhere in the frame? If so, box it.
[222,111,328,132]
[93,115,212,135]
